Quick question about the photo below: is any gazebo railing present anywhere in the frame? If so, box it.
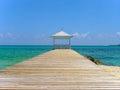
[54,44,70,49]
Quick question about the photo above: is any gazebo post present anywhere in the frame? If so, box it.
[53,38,55,49]
[69,39,71,49]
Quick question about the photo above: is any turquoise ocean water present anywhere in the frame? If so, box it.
[0,45,120,70]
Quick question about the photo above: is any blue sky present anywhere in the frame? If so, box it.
[0,0,120,45]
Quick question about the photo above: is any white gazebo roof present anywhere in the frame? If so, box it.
[52,31,73,39]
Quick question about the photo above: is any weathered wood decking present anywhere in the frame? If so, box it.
[0,49,120,89]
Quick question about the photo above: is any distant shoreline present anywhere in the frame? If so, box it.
[109,45,120,46]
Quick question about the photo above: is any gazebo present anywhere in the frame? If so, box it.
[52,31,73,49]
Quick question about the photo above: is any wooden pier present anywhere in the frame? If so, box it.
[0,49,120,89]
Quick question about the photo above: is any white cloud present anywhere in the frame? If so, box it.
[72,32,90,39]
[0,32,14,39]
[117,32,120,36]
[80,32,89,38]
[6,32,14,38]
[0,33,4,38]
[72,32,80,37]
